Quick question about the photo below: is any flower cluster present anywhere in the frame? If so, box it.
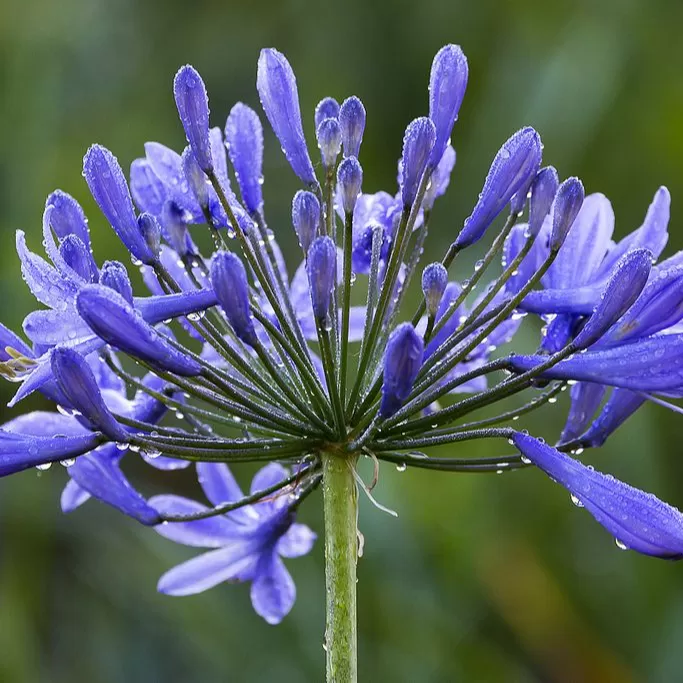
[2,43,683,626]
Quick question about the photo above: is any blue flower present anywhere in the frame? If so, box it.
[513,433,683,559]
[152,462,315,624]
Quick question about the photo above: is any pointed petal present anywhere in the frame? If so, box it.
[509,334,683,391]
[157,545,258,596]
[580,389,645,447]
[70,446,160,525]
[61,478,92,513]
[560,382,606,444]
[16,231,79,309]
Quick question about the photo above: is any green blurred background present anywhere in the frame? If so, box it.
[2,0,683,680]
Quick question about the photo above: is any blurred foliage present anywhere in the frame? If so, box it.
[1,0,683,680]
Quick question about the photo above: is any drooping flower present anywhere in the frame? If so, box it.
[152,463,315,624]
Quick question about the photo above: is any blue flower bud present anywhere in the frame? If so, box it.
[51,347,128,441]
[400,117,436,208]
[46,190,91,249]
[181,146,209,211]
[380,323,424,418]
[573,249,652,349]
[257,48,316,186]
[428,44,468,168]
[138,213,161,259]
[210,252,258,346]
[77,285,202,376]
[339,96,366,159]
[225,103,264,214]
[513,432,683,559]
[173,65,213,173]
[528,166,559,236]
[306,236,337,321]
[314,97,340,129]
[59,234,97,283]
[317,118,342,170]
[337,157,363,214]
[550,177,584,251]
[454,127,542,249]
[100,260,134,305]
[421,263,448,315]
[129,159,167,216]
[83,145,155,265]
[292,190,320,253]
[161,201,191,256]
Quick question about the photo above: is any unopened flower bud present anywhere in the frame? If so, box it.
[306,237,337,321]
[292,191,320,253]
[173,65,213,173]
[339,96,366,158]
[337,157,363,214]
[421,263,448,316]
[380,323,424,418]
[210,251,258,347]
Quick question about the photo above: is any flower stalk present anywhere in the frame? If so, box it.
[322,451,358,683]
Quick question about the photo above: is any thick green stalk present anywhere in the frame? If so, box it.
[322,452,358,683]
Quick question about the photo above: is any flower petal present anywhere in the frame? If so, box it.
[250,555,296,624]
[69,445,160,525]
[61,478,91,513]
[157,545,258,596]
[513,432,683,559]
[77,285,202,376]
[0,430,101,476]
[276,523,316,558]
[197,462,259,525]
[150,494,244,546]
[509,334,683,391]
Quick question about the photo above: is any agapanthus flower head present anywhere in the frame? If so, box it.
[4,42,683,639]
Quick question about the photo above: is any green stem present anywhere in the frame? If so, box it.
[322,452,358,683]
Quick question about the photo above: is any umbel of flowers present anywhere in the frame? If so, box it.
[1,43,683,681]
